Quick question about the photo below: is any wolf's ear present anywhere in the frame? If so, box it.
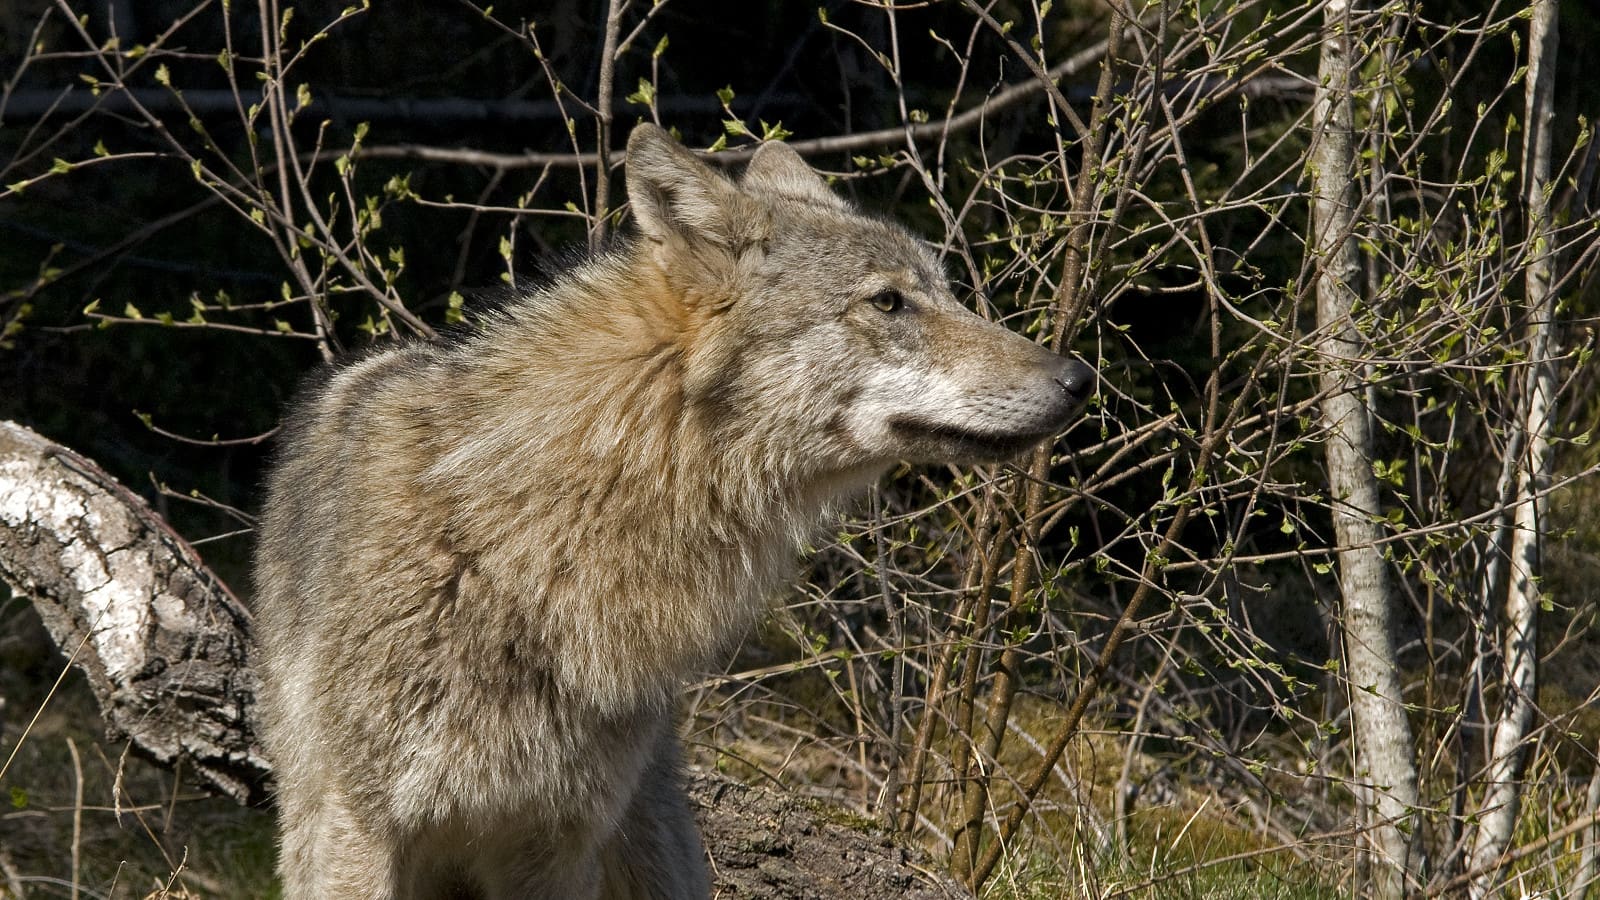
[742,140,847,209]
[626,124,755,248]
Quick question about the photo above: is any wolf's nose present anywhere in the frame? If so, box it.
[1052,358,1096,407]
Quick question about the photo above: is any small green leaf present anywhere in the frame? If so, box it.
[626,78,655,107]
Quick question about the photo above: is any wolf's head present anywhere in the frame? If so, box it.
[623,123,1094,480]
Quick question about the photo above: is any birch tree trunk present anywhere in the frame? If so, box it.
[1310,1,1426,894]
[1466,1,1559,893]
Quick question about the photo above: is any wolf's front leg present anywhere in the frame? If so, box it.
[597,735,710,900]
[277,787,403,900]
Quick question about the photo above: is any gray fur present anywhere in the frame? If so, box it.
[253,123,1093,899]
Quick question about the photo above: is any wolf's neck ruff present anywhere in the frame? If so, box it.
[420,252,860,712]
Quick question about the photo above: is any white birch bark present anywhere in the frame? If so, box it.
[0,421,268,803]
[1310,1,1426,895]
[1467,0,1559,893]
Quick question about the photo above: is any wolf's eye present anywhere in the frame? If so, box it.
[869,290,905,313]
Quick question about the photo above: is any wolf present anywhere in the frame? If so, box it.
[252,122,1094,899]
